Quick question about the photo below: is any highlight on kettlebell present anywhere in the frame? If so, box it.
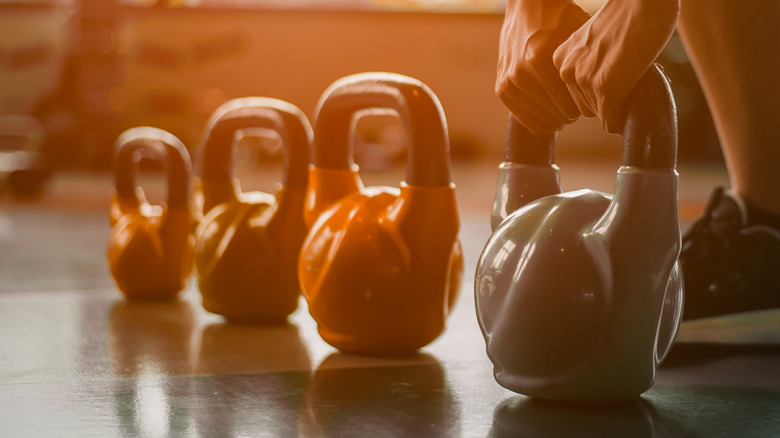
[108,126,194,300]
[475,64,685,402]
[299,72,464,356]
[193,97,313,325]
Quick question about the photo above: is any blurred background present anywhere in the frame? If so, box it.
[0,0,723,183]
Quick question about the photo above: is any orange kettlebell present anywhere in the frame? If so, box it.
[299,72,463,355]
[108,127,194,300]
[194,97,312,323]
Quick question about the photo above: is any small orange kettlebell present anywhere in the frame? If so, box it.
[194,97,312,323]
[108,127,194,300]
[299,72,463,355]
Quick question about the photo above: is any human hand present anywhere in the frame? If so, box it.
[496,0,591,135]
[553,0,680,134]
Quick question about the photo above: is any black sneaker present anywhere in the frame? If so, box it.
[680,186,780,320]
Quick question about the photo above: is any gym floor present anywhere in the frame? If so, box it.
[1,160,779,437]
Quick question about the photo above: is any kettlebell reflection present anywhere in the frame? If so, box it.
[196,321,311,374]
[108,298,197,377]
[193,322,312,437]
[489,396,656,438]
[301,353,461,437]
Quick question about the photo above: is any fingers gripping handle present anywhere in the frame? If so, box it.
[114,127,192,208]
[313,72,452,187]
[503,64,677,170]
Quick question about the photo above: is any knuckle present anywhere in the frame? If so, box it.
[524,50,550,72]
[574,68,591,88]
[558,62,576,84]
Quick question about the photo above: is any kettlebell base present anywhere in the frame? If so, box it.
[317,329,429,358]
[494,370,654,403]
[201,294,299,326]
[118,288,183,301]
[223,315,289,326]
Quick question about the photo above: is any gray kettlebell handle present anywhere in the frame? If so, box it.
[622,64,678,169]
[505,64,677,170]
[504,116,556,166]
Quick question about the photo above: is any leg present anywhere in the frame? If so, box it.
[677,0,780,319]
[678,0,780,214]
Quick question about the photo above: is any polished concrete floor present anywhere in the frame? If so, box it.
[1,162,778,437]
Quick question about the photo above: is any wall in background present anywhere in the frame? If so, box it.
[0,5,623,169]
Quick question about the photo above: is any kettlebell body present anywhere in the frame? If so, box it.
[475,65,684,402]
[194,97,311,323]
[299,73,463,355]
[108,127,194,300]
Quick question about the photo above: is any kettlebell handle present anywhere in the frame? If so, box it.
[312,72,452,187]
[505,116,556,166]
[200,97,312,187]
[622,64,678,169]
[114,127,192,208]
[506,64,677,169]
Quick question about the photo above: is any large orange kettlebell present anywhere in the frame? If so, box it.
[194,97,312,323]
[299,72,463,355]
[475,65,684,402]
[108,127,194,300]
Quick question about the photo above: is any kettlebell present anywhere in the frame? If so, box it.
[108,127,194,300]
[475,65,684,402]
[299,72,463,355]
[194,97,312,323]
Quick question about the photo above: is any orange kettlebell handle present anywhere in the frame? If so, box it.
[114,126,192,210]
[313,72,451,187]
[199,97,311,211]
